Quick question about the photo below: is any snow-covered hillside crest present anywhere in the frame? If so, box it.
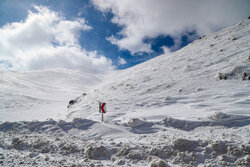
[67,18,250,122]
[0,19,250,166]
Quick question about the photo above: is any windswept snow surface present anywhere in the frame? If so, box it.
[66,19,250,122]
[0,68,102,121]
[1,19,250,166]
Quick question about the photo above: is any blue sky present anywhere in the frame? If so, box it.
[0,0,249,73]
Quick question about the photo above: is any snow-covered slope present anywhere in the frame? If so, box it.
[0,68,102,121]
[0,19,250,167]
[67,19,250,123]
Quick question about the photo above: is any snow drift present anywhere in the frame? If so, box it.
[1,18,250,166]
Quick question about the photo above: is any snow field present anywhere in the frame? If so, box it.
[0,19,250,166]
[0,113,249,166]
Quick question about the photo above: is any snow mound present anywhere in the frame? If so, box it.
[85,145,110,160]
[161,113,250,131]
[0,118,96,133]
[208,112,231,120]
[1,123,250,166]
[125,118,149,127]
[150,157,170,167]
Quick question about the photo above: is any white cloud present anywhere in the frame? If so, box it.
[0,5,114,73]
[118,56,127,65]
[161,46,170,54]
[92,0,250,54]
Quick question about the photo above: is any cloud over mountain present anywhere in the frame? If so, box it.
[0,5,114,73]
[92,0,250,54]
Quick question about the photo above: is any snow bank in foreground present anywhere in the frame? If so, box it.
[0,112,249,166]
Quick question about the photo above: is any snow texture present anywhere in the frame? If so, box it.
[0,19,250,166]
